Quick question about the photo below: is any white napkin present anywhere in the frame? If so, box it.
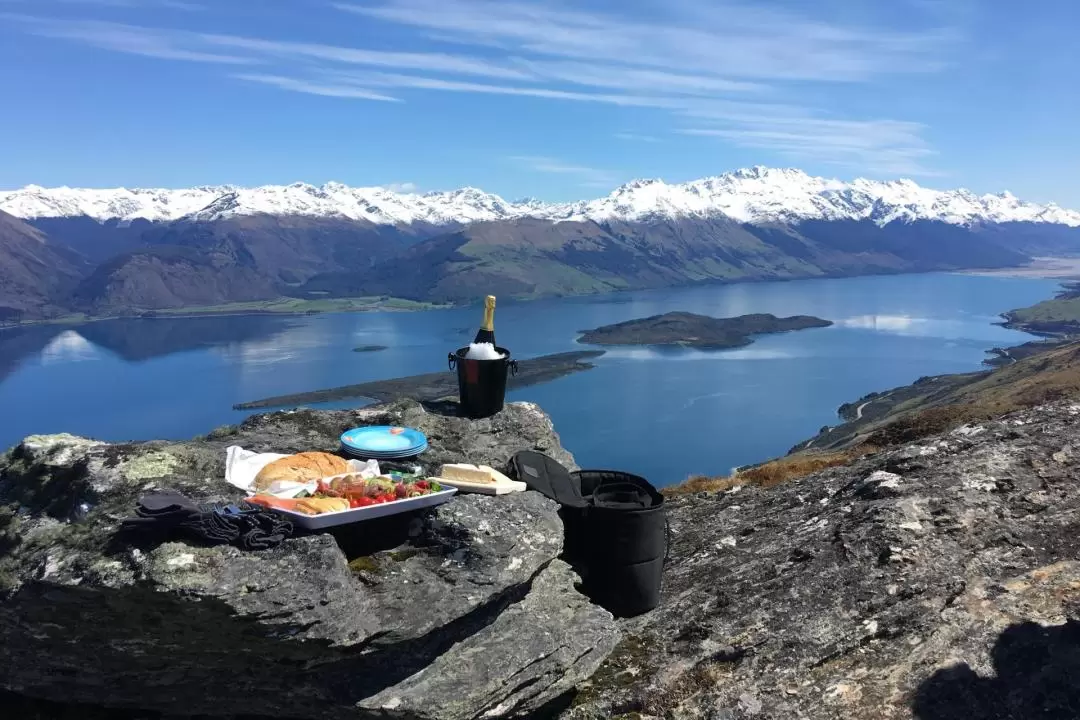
[224,446,380,498]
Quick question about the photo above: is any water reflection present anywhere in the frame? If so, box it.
[602,347,796,361]
[841,314,921,331]
[0,325,63,382]
[75,315,300,362]
[40,330,101,364]
[0,315,299,383]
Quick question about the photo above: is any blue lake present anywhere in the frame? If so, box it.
[0,272,1059,486]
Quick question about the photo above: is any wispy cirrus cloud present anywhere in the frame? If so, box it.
[200,33,531,80]
[233,74,400,101]
[682,118,940,176]
[9,16,252,63]
[25,0,203,9]
[615,133,662,144]
[315,70,682,107]
[5,0,959,175]
[335,0,948,82]
[508,155,617,188]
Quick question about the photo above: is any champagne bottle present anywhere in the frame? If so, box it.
[472,295,496,345]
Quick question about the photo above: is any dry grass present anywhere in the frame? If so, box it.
[864,404,989,447]
[866,345,1080,446]
[666,449,869,496]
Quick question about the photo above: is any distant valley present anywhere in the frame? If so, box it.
[2,167,1080,322]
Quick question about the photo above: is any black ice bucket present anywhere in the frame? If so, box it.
[448,346,518,419]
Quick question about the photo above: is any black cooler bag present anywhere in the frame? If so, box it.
[510,451,667,617]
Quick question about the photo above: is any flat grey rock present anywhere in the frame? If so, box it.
[0,400,613,719]
[361,559,618,719]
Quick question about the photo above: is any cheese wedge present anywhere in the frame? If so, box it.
[440,463,496,484]
[479,465,515,485]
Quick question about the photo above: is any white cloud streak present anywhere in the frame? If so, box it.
[335,0,947,82]
[326,70,679,107]
[678,113,940,175]
[55,0,203,8]
[508,59,765,95]
[10,16,253,63]
[615,133,662,144]
[508,155,617,188]
[200,33,533,80]
[233,74,401,101]
[6,0,958,175]
[7,0,205,9]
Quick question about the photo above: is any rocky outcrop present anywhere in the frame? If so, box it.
[7,397,1080,719]
[568,401,1080,719]
[0,399,616,719]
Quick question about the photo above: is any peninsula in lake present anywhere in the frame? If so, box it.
[234,350,604,410]
[578,312,833,349]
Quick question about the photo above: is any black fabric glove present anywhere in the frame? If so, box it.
[120,493,293,551]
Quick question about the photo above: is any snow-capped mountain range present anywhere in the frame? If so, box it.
[2,166,1078,228]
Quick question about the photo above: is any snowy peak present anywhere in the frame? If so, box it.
[180,182,527,226]
[553,169,1080,227]
[2,168,1077,228]
[0,185,229,224]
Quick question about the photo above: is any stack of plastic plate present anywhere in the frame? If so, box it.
[340,426,428,459]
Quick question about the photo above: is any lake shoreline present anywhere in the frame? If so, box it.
[0,296,452,330]
[0,272,1062,485]
[8,260,1070,331]
[789,282,1080,454]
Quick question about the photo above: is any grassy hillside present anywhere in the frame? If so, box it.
[300,216,1030,304]
[1003,283,1080,335]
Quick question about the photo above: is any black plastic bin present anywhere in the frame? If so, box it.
[449,346,517,419]
[510,452,668,618]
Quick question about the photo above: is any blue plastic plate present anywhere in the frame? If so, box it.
[340,426,428,455]
[342,447,428,460]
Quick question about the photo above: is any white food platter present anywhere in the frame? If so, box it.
[265,486,458,530]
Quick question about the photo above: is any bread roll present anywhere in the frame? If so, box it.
[295,497,349,515]
[254,452,349,490]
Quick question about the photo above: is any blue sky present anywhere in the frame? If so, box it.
[1,0,1078,205]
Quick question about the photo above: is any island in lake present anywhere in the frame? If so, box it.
[578,312,833,350]
[234,350,605,410]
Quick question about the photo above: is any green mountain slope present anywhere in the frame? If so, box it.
[299,216,1030,303]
